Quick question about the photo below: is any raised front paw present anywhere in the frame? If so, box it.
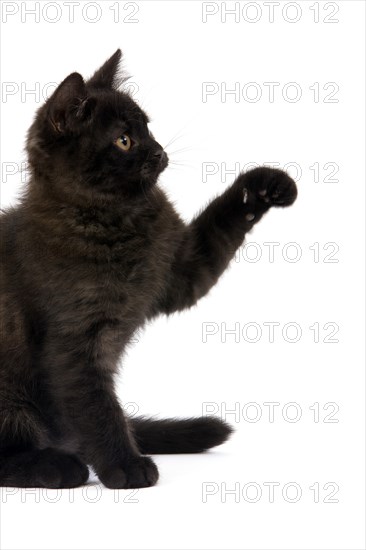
[98,455,159,489]
[243,167,298,208]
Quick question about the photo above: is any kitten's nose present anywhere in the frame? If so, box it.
[154,149,168,166]
[154,149,164,159]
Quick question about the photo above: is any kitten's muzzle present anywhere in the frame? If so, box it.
[154,149,168,170]
[140,149,169,181]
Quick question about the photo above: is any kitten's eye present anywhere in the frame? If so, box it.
[114,134,132,151]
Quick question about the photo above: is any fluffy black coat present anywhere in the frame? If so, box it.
[0,50,297,489]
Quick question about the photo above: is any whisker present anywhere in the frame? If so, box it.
[163,125,189,150]
[167,146,196,156]
[168,161,196,169]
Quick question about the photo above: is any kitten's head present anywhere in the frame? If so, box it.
[27,50,168,199]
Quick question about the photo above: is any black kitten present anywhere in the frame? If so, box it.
[0,50,297,489]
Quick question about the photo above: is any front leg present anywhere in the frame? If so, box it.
[42,337,158,489]
[158,167,297,315]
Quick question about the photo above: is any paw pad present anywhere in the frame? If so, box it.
[241,167,298,208]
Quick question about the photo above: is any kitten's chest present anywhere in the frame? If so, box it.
[28,198,179,332]
[43,226,168,326]
[79,251,161,312]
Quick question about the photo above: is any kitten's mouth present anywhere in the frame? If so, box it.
[152,150,168,172]
[159,151,169,171]
[141,150,169,182]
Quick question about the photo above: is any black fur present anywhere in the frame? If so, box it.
[0,50,297,489]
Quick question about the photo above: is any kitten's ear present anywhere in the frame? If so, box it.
[87,49,123,89]
[48,72,95,133]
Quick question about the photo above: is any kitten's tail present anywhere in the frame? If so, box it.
[130,416,233,454]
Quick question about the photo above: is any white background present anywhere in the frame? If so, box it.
[0,1,365,549]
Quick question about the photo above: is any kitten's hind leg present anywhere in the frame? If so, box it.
[0,447,89,488]
[0,403,89,488]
